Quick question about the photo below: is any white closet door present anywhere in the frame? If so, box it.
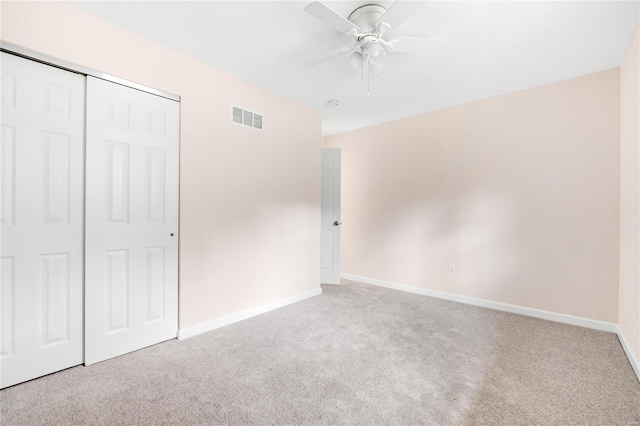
[1,53,85,388]
[85,77,179,365]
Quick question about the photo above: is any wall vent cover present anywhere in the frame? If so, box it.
[231,105,263,130]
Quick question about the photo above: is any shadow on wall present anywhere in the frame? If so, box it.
[335,122,618,320]
[329,68,621,322]
[180,201,320,322]
[344,185,523,299]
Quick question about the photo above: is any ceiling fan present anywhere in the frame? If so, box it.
[302,1,445,93]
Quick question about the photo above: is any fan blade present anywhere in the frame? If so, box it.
[376,1,426,32]
[301,44,357,67]
[304,2,360,35]
[387,37,445,55]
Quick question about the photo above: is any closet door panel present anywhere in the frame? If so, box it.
[0,52,85,389]
[85,77,179,365]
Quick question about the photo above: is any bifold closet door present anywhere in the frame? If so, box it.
[1,53,85,388]
[85,77,179,365]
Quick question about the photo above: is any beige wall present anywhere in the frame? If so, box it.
[619,25,640,364]
[326,69,621,323]
[1,2,322,329]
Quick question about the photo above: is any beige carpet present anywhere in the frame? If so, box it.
[1,279,638,425]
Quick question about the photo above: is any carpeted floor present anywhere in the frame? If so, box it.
[1,279,639,425]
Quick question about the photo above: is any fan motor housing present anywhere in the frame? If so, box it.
[348,4,386,33]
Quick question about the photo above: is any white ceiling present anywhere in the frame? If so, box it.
[68,1,639,135]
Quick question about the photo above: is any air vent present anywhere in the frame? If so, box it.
[232,107,243,124]
[253,114,263,130]
[231,105,263,131]
[243,110,252,126]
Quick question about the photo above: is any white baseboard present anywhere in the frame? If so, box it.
[616,327,640,382]
[341,273,618,333]
[342,273,640,382]
[177,288,323,340]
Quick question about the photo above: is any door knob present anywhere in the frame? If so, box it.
[333,221,342,226]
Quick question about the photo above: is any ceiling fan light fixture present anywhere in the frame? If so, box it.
[370,61,385,76]
[366,42,386,66]
[347,51,362,73]
[303,1,442,94]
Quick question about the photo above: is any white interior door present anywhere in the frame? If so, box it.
[1,53,85,388]
[321,148,341,284]
[85,76,179,365]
